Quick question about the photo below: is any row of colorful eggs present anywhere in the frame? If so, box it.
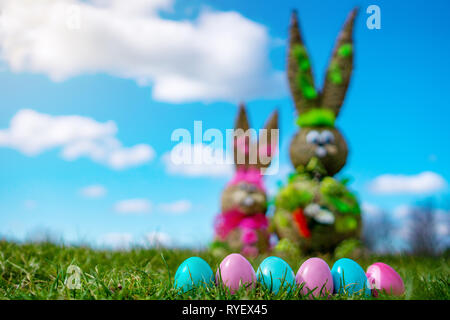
[174,253,405,297]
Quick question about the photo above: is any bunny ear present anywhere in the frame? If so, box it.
[234,103,252,169]
[257,109,279,169]
[321,8,358,116]
[260,109,278,149]
[287,10,319,115]
[262,109,278,134]
[235,102,250,133]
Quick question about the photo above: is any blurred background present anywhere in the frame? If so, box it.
[0,0,448,255]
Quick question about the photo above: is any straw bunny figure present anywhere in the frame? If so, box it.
[213,103,278,257]
[273,9,362,253]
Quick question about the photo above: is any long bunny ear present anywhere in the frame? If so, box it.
[321,8,357,116]
[258,109,279,169]
[234,103,252,169]
[262,109,278,136]
[235,103,250,133]
[287,10,319,115]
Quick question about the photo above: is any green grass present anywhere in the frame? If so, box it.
[0,240,448,300]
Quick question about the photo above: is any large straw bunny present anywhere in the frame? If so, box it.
[213,103,278,257]
[272,9,362,253]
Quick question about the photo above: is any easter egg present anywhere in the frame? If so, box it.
[366,262,405,296]
[216,253,256,294]
[331,258,371,297]
[174,257,214,292]
[256,256,296,294]
[296,257,333,298]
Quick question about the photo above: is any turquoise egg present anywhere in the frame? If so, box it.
[256,256,296,294]
[174,257,214,292]
[331,258,371,297]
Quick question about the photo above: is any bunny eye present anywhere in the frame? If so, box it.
[252,193,265,203]
[306,130,320,145]
[320,130,335,144]
[240,184,257,193]
[232,190,247,203]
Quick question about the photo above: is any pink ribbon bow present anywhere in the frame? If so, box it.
[229,167,265,192]
[214,209,269,245]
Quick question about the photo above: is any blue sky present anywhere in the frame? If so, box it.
[0,0,449,251]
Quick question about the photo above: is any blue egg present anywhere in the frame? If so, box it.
[331,258,371,297]
[256,256,296,294]
[174,257,214,293]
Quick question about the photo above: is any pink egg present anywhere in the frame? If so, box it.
[296,257,333,298]
[366,262,405,296]
[216,253,256,294]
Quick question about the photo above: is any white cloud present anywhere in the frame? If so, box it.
[163,143,233,177]
[0,109,154,169]
[0,0,284,103]
[369,171,446,194]
[106,145,153,170]
[158,200,192,214]
[99,232,133,250]
[114,198,152,214]
[144,231,172,247]
[80,184,106,198]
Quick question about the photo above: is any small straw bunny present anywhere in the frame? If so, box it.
[213,103,278,257]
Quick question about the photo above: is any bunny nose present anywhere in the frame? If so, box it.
[242,197,255,207]
[315,146,327,158]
